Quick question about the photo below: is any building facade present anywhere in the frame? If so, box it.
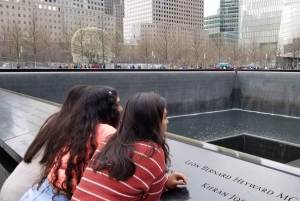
[123,0,204,44]
[239,0,300,67]
[112,0,124,36]
[104,0,124,36]
[278,2,300,58]
[0,0,115,37]
[204,0,239,44]
[239,0,299,45]
[0,0,116,63]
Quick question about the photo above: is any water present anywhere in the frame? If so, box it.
[167,110,300,145]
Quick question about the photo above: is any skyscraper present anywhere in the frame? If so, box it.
[0,0,116,63]
[239,0,300,67]
[239,0,299,45]
[104,0,124,35]
[204,0,239,44]
[123,0,205,44]
[0,0,116,41]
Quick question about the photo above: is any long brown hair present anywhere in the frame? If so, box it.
[23,85,88,163]
[91,92,170,181]
[35,85,120,198]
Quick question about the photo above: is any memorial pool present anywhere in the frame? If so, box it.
[168,110,300,145]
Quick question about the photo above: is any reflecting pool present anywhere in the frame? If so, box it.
[167,110,300,145]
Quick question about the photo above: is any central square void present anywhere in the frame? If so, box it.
[207,134,300,165]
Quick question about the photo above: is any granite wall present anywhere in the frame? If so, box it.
[237,71,300,117]
[0,71,236,116]
[2,70,300,117]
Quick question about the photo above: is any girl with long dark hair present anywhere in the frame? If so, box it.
[72,92,187,201]
[20,85,122,201]
[0,85,88,201]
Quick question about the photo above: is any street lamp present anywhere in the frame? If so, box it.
[113,53,116,69]
[152,51,154,69]
[20,46,23,68]
[266,54,268,69]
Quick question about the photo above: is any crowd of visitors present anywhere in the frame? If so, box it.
[59,63,106,69]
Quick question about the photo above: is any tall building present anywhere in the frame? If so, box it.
[204,0,239,44]
[278,2,300,60]
[0,0,116,63]
[239,0,299,45]
[0,0,116,41]
[112,0,124,36]
[239,0,300,67]
[123,0,205,44]
[104,0,124,36]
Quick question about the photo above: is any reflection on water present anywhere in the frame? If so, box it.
[167,110,300,145]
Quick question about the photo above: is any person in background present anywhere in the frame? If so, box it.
[19,85,123,201]
[72,92,187,201]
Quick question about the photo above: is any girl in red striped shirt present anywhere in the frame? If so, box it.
[72,92,187,201]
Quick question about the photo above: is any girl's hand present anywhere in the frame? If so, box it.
[167,172,187,189]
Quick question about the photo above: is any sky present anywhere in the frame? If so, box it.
[204,0,220,17]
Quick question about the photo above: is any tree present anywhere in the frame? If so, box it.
[190,30,205,68]
[155,25,173,65]
[71,27,111,64]
[138,32,152,67]
[97,27,111,65]
[239,41,248,67]
[59,27,74,63]
[40,28,57,67]
[110,30,124,65]
[172,31,188,67]
[262,43,277,68]
[211,34,225,65]
[285,38,300,69]
[228,43,240,68]
[248,39,260,66]
[24,10,42,68]
[0,24,14,68]
[71,28,85,65]
[276,41,284,68]
[6,23,24,66]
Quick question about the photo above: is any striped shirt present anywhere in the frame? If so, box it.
[71,140,169,201]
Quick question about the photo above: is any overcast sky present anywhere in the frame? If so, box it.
[204,0,220,17]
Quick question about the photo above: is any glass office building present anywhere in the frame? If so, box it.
[278,2,300,57]
[204,0,239,43]
[239,0,299,45]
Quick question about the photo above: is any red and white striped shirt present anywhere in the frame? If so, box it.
[71,140,169,201]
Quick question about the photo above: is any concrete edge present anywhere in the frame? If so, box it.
[166,132,300,177]
[0,87,62,108]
